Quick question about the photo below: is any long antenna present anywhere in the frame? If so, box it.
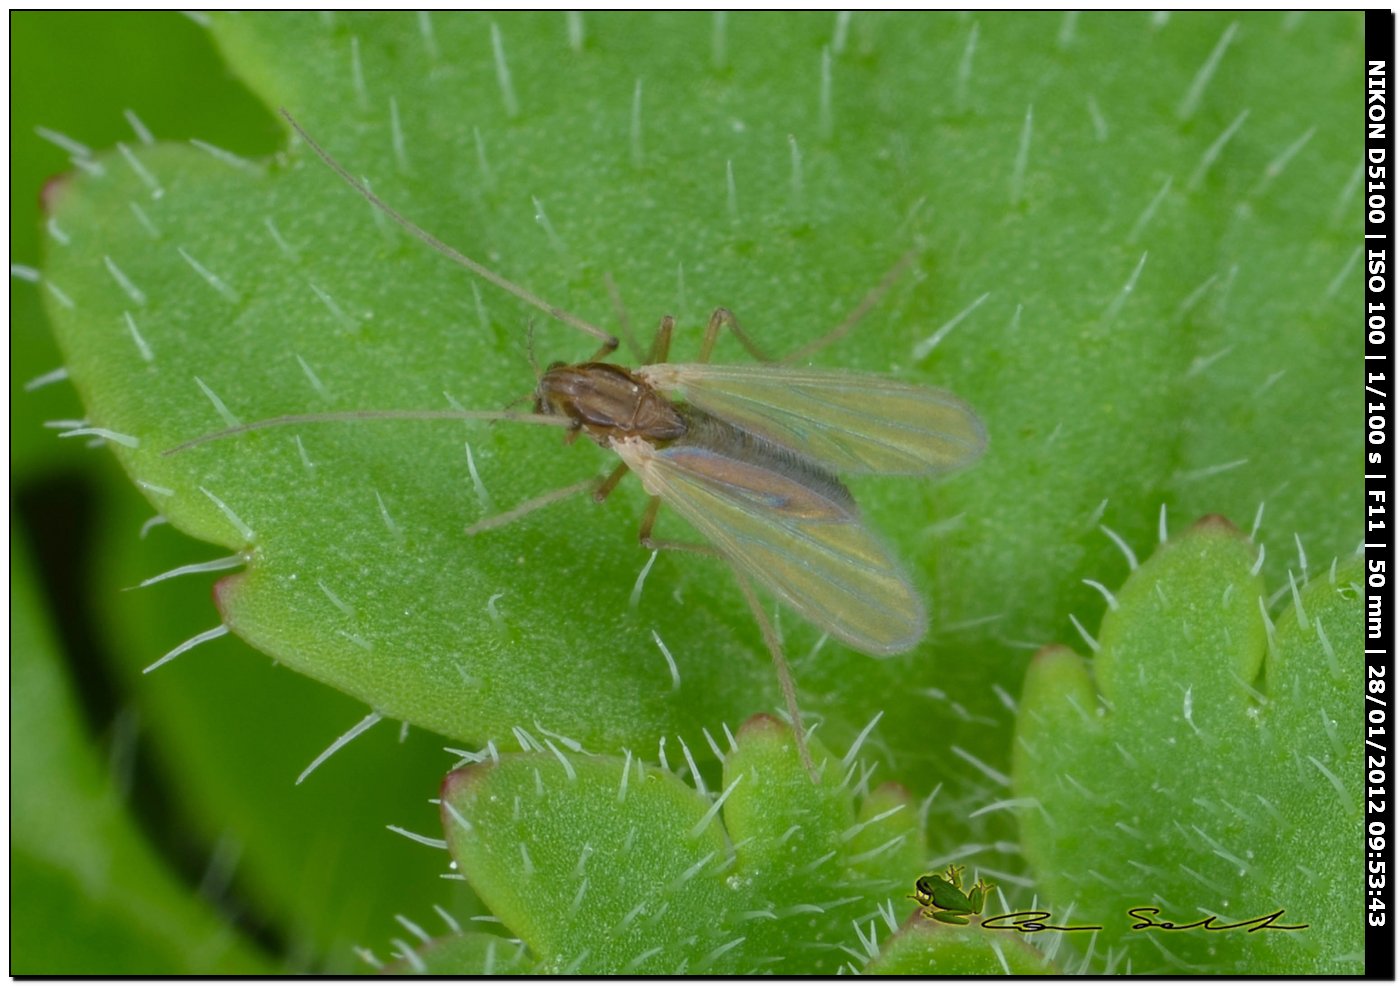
[164,408,572,455]
[280,108,618,348]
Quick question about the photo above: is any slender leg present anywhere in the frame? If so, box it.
[637,498,817,780]
[593,462,631,503]
[638,495,661,541]
[584,336,620,362]
[732,569,818,781]
[645,315,675,365]
[464,477,600,535]
[699,307,774,364]
[635,495,721,555]
[779,248,919,365]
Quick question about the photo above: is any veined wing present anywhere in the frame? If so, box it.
[612,436,927,656]
[639,363,987,475]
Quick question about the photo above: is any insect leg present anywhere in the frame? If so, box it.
[698,308,775,364]
[731,568,818,780]
[464,477,600,535]
[593,462,631,502]
[584,335,621,363]
[778,248,918,365]
[631,497,816,781]
[645,316,676,365]
[635,495,720,555]
[638,495,660,542]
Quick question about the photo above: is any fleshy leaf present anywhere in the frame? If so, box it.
[863,915,1055,975]
[385,932,533,976]
[439,716,1026,974]
[1015,518,1363,974]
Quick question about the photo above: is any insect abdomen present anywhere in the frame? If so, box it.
[669,406,857,518]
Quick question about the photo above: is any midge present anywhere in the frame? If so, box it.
[171,110,988,776]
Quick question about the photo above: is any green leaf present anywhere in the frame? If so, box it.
[90,486,490,969]
[11,11,276,478]
[439,715,995,974]
[388,932,533,975]
[1014,518,1363,974]
[863,917,1055,975]
[33,17,1360,971]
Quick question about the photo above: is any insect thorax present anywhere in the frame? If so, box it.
[536,362,686,444]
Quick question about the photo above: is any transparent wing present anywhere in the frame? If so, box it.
[614,438,927,655]
[640,363,987,475]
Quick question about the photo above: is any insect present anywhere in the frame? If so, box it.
[170,109,988,777]
[908,865,996,925]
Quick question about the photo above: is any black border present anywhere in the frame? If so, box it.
[1365,8,1395,980]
